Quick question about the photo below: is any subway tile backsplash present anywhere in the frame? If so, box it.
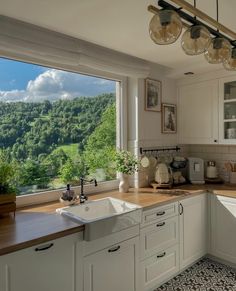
[186,145,236,182]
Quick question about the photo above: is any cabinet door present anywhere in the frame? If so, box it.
[0,234,79,291]
[178,80,218,144]
[210,195,236,263]
[179,194,207,269]
[84,237,138,291]
[219,76,236,144]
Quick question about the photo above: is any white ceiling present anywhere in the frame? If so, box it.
[1,0,236,77]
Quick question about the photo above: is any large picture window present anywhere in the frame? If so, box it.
[0,58,118,196]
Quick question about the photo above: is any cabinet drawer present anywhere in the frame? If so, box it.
[141,202,178,227]
[140,216,179,259]
[140,245,179,291]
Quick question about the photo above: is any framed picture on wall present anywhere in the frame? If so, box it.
[162,103,177,133]
[145,78,161,112]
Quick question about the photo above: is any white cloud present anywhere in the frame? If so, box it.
[0,69,115,102]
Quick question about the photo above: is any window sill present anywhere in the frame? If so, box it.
[16,180,119,208]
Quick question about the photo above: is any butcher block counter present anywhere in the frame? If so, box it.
[1,184,236,256]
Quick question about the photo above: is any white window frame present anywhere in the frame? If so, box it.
[0,56,127,208]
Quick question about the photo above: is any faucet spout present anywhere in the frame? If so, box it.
[79,177,97,203]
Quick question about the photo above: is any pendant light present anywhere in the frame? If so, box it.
[181,25,211,55]
[205,37,231,64]
[204,0,231,64]
[223,47,236,70]
[149,9,182,45]
[181,0,211,55]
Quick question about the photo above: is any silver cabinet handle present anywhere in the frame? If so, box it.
[35,243,54,252]
[156,222,165,227]
[108,245,120,253]
[156,211,165,216]
[157,252,166,258]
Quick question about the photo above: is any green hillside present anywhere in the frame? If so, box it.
[0,93,116,194]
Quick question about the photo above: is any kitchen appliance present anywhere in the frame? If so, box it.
[155,163,172,185]
[206,161,218,179]
[187,157,205,184]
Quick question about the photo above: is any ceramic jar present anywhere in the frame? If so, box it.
[119,173,129,193]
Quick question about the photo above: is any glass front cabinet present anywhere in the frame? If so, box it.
[219,76,236,144]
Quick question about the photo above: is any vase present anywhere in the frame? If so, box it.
[119,173,129,193]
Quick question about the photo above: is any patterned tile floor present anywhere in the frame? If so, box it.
[155,258,236,291]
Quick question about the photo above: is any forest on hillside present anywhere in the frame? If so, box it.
[0,93,116,195]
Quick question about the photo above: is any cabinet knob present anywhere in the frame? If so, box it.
[214,139,217,143]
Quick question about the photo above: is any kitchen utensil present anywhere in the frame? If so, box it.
[230,171,236,183]
[140,154,150,168]
[224,162,233,172]
[149,156,157,168]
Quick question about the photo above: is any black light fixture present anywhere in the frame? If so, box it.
[148,0,236,71]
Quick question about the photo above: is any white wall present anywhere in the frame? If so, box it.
[0,15,180,189]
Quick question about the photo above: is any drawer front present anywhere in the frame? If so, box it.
[140,216,179,260]
[140,245,179,291]
[141,202,178,227]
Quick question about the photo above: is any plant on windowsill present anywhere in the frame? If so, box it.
[0,152,18,216]
[114,150,139,193]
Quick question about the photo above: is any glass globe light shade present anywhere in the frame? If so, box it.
[149,10,182,45]
[223,47,236,70]
[205,37,231,64]
[181,25,211,55]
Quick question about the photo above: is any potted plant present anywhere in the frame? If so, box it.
[114,150,139,193]
[0,152,18,215]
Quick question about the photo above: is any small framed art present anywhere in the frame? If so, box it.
[162,103,177,133]
[145,78,161,112]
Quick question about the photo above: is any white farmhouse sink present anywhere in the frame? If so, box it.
[56,197,142,241]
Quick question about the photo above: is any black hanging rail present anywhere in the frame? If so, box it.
[140,146,180,155]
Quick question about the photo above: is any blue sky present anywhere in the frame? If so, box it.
[0,58,116,102]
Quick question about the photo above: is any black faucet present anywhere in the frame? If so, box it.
[79,177,97,203]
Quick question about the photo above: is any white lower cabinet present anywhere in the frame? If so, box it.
[210,195,236,264]
[83,236,139,291]
[139,203,180,291]
[140,245,179,291]
[0,233,82,291]
[179,194,207,269]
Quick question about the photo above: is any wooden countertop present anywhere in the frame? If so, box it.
[1,183,236,256]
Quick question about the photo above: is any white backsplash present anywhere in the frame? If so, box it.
[138,144,236,186]
[138,145,189,187]
[187,145,236,182]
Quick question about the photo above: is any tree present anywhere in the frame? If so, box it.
[83,104,116,180]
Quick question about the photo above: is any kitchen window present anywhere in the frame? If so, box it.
[0,57,124,204]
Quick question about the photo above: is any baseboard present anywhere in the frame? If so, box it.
[206,254,236,269]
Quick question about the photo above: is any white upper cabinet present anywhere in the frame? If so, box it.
[219,76,236,144]
[178,80,218,144]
